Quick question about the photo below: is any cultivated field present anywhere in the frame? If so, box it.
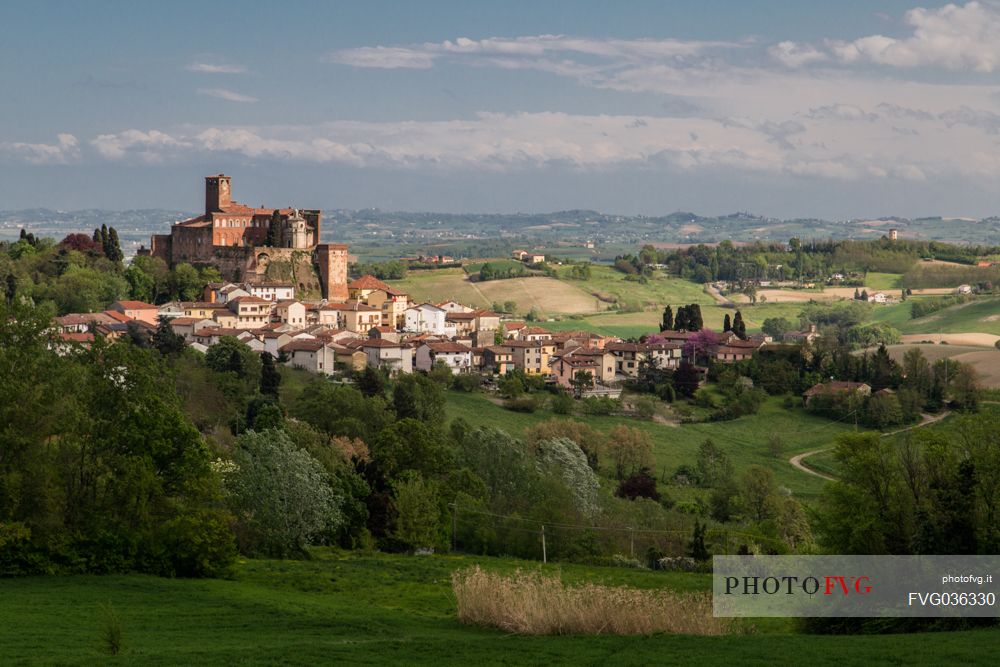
[878,343,1000,388]
[1,550,996,665]
[390,268,604,314]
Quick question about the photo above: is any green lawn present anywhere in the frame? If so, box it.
[2,550,996,665]
[446,392,853,500]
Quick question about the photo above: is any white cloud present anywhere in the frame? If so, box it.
[324,46,435,69]
[90,129,187,162]
[0,133,79,164]
[325,34,738,73]
[825,1,1000,72]
[769,41,828,67]
[187,61,247,74]
[198,88,259,103]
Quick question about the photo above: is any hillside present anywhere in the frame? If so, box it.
[2,550,996,665]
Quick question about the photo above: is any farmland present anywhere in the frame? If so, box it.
[389,268,604,314]
[2,550,996,666]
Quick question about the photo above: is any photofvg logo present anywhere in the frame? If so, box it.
[713,555,1000,618]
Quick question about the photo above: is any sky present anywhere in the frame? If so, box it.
[2,0,1000,219]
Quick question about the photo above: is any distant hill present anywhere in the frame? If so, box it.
[5,207,1000,251]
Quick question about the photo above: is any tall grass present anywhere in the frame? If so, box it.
[452,566,725,636]
[98,602,124,656]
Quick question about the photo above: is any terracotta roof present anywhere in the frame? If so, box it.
[803,381,871,397]
[445,312,477,321]
[58,332,95,343]
[424,341,472,353]
[103,310,133,323]
[363,338,405,349]
[280,340,329,353]
[229,295,270,304]
[348,275,393,291]
[606,342,644,353]
[112,300,157,310]
[169,317,201,325]
[504,321,526,330]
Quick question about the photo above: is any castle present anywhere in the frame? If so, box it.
[144,175,348,300]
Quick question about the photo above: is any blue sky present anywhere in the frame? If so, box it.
[2,1,1000,218]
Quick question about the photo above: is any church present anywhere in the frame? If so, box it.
[144,174,348,300]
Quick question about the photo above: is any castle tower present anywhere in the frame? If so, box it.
[315,243,349,301]
[205,174,232,213]
[287,209,311,249]
[888,228,898,241]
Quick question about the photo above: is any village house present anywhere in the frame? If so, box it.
[802,380,872,406]
[437,300,473,314]
[348,275,410,328]
[404,303,454,336]
[280,339,335,375]
[368,326,402,343]
[169,316,215,341]
[552,346,616,384]
[331,341,368,372]
[362,338,413,375]
[226,295,272,329]
[274,300,307,327]
[501,339,556,375]
[783,324,821,344]
[108,300,160,325]
[247,283,295,302]
[415,341,473,373]
[482,346,515,375]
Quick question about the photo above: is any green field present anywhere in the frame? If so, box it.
[3,549,996,665]
[895,297,1000,335]
[446,391,852,500]
[864,272,903,290]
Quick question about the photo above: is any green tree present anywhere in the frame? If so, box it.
[735,465,780,523]
[260,352,281,397]
[696,439,734,488]
[569,369,594,397]
[167,263,203,301]
[687,520,710,561]
[152,315,186,356]
[722,313,731,332]
[392,373,445,423]
[732,310,747,339]
[391,473,442,551]
[660,305,674,332]
[226,429,343,557]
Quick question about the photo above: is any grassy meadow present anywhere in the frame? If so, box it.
[2,550,997,665]
[445,391,852,500]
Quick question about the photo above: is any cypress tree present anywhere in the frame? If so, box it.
[260,352,281,397]
[733,311,747,339]
[689,304,704,331]
[660,305,674,332]
[723,313,732,332]
[107,227,124,263]
[100,223,109,256]
[4,273,16,305]
[93,228,102,245]
[674,306,689,332]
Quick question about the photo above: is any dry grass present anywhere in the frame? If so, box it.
[452,566,726,636]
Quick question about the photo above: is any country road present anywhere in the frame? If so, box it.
[788,410,952,481]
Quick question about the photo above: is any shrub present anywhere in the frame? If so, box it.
[505,396,539,413]
[581,396,618,415]
[452,566,725,635]
[615,469,661,502]
[550,392,575,415]
[98,603,124,656]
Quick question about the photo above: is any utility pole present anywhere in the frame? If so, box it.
[541,525,547,564]
[450,503,457,553]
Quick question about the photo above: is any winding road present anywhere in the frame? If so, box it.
[788,410,952,481]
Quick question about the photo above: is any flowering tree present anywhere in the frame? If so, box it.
[683,329,720,364]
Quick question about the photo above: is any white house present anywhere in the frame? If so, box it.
[404,303,454,336]
[415,341,473,373]
[275,300,307,328]
[869,292,890,304]
[956,284,973,295]
[280,339,335,375]
[247,282,295,302]
[363,339,413,375]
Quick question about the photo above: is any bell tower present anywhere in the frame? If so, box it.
[205,174,232,213]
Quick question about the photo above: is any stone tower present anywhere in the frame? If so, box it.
[315,243,349,301]
[287,209,311,249]
[888,228,898,241]
[205,174,232,213]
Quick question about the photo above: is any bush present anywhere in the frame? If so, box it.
[581,396,618,415]
[615,470,661,502]
[505,396,539,413]
[551,392,575,415]
[452,373,482,392]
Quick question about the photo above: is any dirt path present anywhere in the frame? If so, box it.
[788,411,952,482]
[704,284,734,306]
[789,449,836,481]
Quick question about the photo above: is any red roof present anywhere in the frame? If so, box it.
[58,332,95,343]
[425,341,471,353]
[280,340,329,353]
[112,300,157,311]
[349,275,393,291]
